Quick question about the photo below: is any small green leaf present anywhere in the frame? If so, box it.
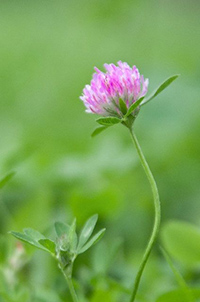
[125,97,144,117]
[10,231,46,251]
[10,231,35,245]
[96,117,121,126]
[161,220,200,266]
[141,74,179,106]
[78,228,106,254]
[54,222,70,237]
[77,214,98,251]
[23,228,45,241]
[39,239,56,255]
[68,219,78,251]
[0,172,15,189]
[91,126,108,137]
[119,98,127,115]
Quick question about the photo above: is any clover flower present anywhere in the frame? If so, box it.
[80,63,178,302]
[80,61,149,117]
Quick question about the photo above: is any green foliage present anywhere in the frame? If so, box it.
[125,97,144,117]
[96,117,121,126]
[39,239,56,255]
[68,219,78,252]
[10,214,105,271]
[141,75,179,106]
[77,214,98,250]
[119,98,128,115]
[91,126,108,137]
[160,247,194,302]
[78,229,106,254]
[161,220,200,266]
[55,222,70,238]
[92,117,122,137]
[161,247,186,287]
[10,229,48,252]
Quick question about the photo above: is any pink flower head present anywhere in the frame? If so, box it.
[80,61,149,117]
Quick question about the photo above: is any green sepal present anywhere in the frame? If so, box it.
[0,171,15,189]
[141,74,179,106]
[125,97,144,117]
[96,117,121,126]
[119,98,127,115]
[39,239,56,255]
[77,214,98,251]
[78,228,106,254]
[91,126,108,137]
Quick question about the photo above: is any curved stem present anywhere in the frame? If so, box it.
[60,266,79,302]
[129,128,161,302]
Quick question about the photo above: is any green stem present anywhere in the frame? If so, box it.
[60,266,79,302]
[129,128,161,302]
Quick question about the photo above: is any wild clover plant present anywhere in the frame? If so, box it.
[10,215,105,302]
[80,61,179,302]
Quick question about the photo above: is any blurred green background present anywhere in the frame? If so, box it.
[0,0,200,301]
